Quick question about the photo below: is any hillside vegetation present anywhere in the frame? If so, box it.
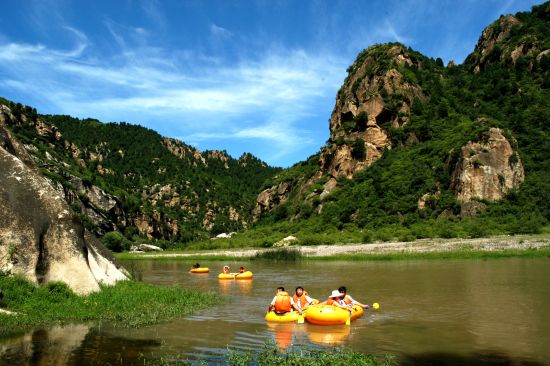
[250,2,550,245]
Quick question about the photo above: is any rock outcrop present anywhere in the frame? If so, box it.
[253,44,429,218]
[0,145,127,294]
[451,128,524,203]
[252,181,294,220]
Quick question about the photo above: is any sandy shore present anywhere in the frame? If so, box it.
[128,234,550,259]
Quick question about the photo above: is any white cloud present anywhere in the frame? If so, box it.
[210,24,233,38]
[0,29,346,165]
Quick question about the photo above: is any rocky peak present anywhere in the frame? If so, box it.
[161,137,204,164]
[320,43,427,183]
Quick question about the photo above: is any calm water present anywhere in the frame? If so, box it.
[1,258,549,365]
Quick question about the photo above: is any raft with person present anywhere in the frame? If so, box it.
[218,271,253,280]
[218,265,253,280]
[190,267,209,273]
[265,287,379,325]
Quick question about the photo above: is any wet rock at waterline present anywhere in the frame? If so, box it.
[0,146,128,295]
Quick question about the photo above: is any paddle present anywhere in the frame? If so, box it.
[297,313,304,324]
[371,302,380,310]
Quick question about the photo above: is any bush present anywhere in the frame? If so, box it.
[101,231,130,252]
[252,248,302,262]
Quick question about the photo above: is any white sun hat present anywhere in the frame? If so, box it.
[329,290,344,298]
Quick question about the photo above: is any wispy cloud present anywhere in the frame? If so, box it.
[0,27,346,166]
[210,24,233,38]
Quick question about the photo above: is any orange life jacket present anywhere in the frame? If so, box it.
[293,291,310,308]
[325,298,339,306]
[343,295,352,305]
[274,291,292,313]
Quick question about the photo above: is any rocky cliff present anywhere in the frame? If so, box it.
[253,2,550,225]
[0,114,127,294]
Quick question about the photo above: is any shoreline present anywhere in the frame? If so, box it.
[115,233,550,261]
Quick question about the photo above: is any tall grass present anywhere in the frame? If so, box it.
[145,343,394,365]
[252,247,302,262]
[0,275,220,336]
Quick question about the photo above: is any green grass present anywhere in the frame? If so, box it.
[0,275,221,336]
[309,246,550,261]
[145,342,394,365]
[252,247,303,262]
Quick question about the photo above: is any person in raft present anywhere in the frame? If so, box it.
[293,286,315,313]
[269,287,298,314]
[239,266,245,273]
[338,286,370,309]
[192,263,200,269]
[321,290,353,310]
[223,265,231,274]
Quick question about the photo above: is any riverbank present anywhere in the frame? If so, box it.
[115,233,550,261]
[0,275,220,336]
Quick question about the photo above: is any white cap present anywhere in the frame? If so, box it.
[330,290,344,298]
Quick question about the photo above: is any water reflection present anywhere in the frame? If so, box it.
[236,280,253,295]
[307,325,350,346]
[0,325,160,366]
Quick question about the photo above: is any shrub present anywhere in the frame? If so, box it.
[101,231,130,252]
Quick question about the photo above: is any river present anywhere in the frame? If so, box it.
[1,258,549,365]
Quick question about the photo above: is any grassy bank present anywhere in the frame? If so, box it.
[0,275,220,336]
[115,238,550,262]
[147,343,394,365]
[312,246,550,261]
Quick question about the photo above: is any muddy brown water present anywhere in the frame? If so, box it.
[1,258,549,365]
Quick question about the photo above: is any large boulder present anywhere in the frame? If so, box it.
[0,145,127,295]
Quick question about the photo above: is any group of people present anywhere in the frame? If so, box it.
[222,265,246,274]
[268,286,369,315]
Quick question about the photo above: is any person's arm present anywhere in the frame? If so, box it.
[268,296,277,312]
[348,295,370,309]
[302,295,314,310]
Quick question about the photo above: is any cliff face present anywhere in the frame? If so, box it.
[319,44,427,191]
[451,128,524,203]
[0,116,127,294]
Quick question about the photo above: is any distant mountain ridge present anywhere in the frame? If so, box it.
[0,100,280,245]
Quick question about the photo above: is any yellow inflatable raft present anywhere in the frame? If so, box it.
[235,271,253,280]
[304,304,363,325]
[265,310,300,323]
[217,271,253,280]
[190,267,209,273]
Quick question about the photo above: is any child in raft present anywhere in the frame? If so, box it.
[239,266,245,273]
[269,287,300,314]
[321,290,354,310]
[338,286,371,309]
[293,286,316,312]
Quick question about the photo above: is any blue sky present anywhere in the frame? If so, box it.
[0,0,545,167]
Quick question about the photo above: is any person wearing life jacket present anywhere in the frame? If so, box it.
[239,267,245,274]
[223,265,231,274]
[321,290,353,310]
[338,286,370,309]
[293,286,315,314]
[268,287,297,314]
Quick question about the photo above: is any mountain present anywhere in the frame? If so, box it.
[0,99,280,248]
[252,2,550,239]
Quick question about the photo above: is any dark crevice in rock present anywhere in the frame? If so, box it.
[35,227,49,284]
